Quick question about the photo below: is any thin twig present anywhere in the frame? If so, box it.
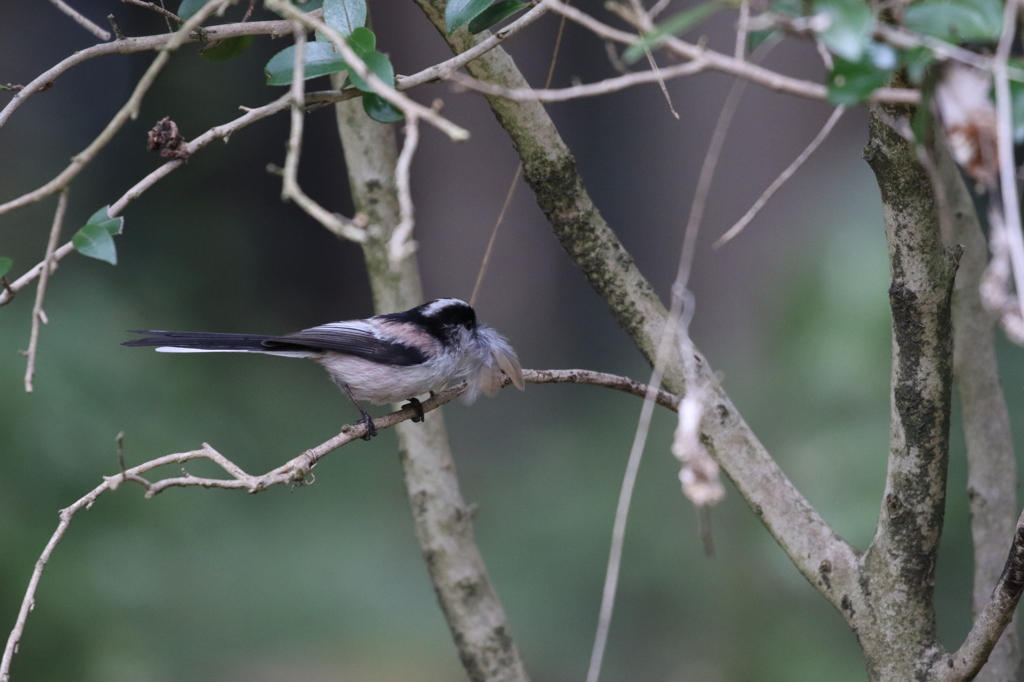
[0,90,369,308]
[387,114,421,269]
[470,166,521,307]
[714,105,845,248]
[48,0,112,40]
[992,0,1024,323]
[0,12,318,130]
[267,0,470,141]
[585,39,774,682]
[623,0,679,118]
[23,189,69,393]
[107,14,127,41]
[449,59,708,102]
[0,0,235,217]
[542,0,919,105]
[396,1,550,89]
[120,0,183,24]
[469,7,568,306]
[282,20,307,197]
[942,511,1024,680]
[277,25,368,244]
[0,367,676,682]
[735,0,749,61]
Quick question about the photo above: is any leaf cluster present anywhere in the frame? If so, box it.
[627,0,1006,105]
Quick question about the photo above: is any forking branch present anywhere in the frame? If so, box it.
[0,368,678,682]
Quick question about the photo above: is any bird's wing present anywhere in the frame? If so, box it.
[268,321,429,366]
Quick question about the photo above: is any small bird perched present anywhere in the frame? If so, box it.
[124,298,525,438]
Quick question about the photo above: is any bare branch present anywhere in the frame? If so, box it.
[23,190,68,393]
[0,0,235,218]
[936,126,1022,678]
[588,40,776,682]
[0,12,317,130]
[412,0,864,630]
[276,24,368,243]
[120,0,183,24]
[714,105,845,248]
[943,513,1024,680]
[541,0,919,105]
[387,115,421,269]
[47,0,112,40]
[4,366,669,681]
[396,1,550,90]
[448,59,708,102]
[0,93,311,307]
[470,165,522,307]
[861,109,960,673]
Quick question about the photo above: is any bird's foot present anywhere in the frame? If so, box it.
[403,397,425,423]
[359,412,377,440]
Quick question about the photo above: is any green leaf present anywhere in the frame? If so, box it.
[468,0,528,33]
[445,0,495,33]
[347,50,395,93]
[177,0,209,20]
[0,257,11,278]
[348,26,376,52]
[826,53,894,104]
[265,42,346,85]
[813,0,874,61]
[904,0,1002,43]
[72,224,117,265]
[295,0,324,10]
[86,205,124,236]
[323,0,366,36]
[200,35,254,62]
[363,93,405,123]
[623,1,726,63]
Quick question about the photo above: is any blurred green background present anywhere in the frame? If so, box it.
[3,1,1024,681]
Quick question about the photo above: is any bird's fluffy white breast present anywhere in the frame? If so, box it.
[316,348,461,404]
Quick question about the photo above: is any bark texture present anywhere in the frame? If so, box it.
[861,111,959,680]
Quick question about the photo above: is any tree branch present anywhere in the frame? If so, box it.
[23,189,68,393]
[0,0,235,217]
[861,109,959,676]
[540,0,919,105]
[0,367,673,681]
[47,0,112,40]
[412,0,865,627]
[0,12,313,129]
[943,513,1024,680]
[935,128,1021,679]
[331,89,525,682]
[447,59,708,102]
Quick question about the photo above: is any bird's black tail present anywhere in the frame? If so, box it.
[123,330,275,351]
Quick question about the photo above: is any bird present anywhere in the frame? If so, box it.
[123,298,525,438]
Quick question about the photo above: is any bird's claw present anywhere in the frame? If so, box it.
[403,397,425,423]
[360,412,377,440]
